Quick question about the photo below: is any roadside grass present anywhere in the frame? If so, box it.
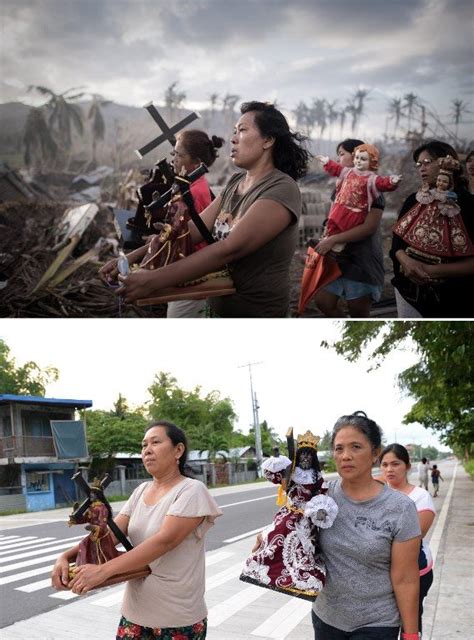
[464,459,474,479]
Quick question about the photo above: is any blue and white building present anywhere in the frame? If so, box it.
[0,394,92,512]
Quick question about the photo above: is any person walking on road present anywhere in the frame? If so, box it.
[431,465,444,497]
[51,421,222,640]
[311,411,421,640]
[418,457,430,490]
[380,443,436,637]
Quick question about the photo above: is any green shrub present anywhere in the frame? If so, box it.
[464,459,474,479]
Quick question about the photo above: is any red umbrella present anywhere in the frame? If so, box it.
[298,247,342,315]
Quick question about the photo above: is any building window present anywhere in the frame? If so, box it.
[2,416,13,437]
[26,471,50,493]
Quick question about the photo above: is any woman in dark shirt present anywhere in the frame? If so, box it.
[312,138,386,318]
[390,140,474,318]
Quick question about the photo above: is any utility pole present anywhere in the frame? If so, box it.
[238,361,263,476]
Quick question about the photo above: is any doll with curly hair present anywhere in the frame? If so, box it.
[317,144,402,252]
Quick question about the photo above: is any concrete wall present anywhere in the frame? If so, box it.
[0,493,27,512]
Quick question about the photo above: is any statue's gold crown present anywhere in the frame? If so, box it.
[438,155,460,175]
[296,430,320,450]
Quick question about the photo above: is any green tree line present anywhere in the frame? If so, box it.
[323,321,473,459]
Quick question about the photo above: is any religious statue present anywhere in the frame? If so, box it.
[393,155,474,264]
[66,474,150,590]
[240,429,338,601]
[317,144,402,252]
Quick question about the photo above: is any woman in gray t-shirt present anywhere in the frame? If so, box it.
[312,411,420,640]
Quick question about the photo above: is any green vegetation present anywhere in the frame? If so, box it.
[324,321,473,460]
[0,338,58,396]
[464,459,474,479]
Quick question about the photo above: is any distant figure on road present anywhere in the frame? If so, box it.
[312,411,421,640]
[52,421,222,640]
[431,464,444,497]
[417,457,430,490]
[380,443,436,637]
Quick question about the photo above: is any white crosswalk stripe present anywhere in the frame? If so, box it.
[1,534,314,639]
[0,535,84,563]
[208,585,267,627]
[250,596,311,638]
[0,563,55,585]
[0,537,57,554]
[0,536,37,548]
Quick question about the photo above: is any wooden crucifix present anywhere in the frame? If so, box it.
[70,472,133,551]
[134,101,200,159]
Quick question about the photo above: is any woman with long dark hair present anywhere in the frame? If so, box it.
[52,421,222,640]
[390,140,474,317]
[311,138,386,318]
[115,101,311,317]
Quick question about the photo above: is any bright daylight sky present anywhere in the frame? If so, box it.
[0,319,449,451]
[2,0,472,140]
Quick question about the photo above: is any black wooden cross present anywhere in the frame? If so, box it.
[135,101,200,159]
[70,472,133,550]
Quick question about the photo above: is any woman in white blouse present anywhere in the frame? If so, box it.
[52,421,222,640]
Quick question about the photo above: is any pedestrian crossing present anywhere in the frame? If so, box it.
[0,533,313,639]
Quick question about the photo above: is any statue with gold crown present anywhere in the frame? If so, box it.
[240,428,338,601]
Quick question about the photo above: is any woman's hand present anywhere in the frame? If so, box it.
[117,269,160,303]
[315,236,337,255]
[68,563,107,595]
[51,554,72,591]
[252,533,263,553]
[398,253,431,285]
[98,257,119,284]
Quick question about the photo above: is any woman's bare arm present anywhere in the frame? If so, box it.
[391,536,421,635]
[117,198,293,302]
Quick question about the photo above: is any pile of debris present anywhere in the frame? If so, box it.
[0,200,165,318]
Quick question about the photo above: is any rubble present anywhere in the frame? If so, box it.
[0,201,166,318]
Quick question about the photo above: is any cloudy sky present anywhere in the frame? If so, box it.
[0,319,449,451]
[1,0,473,140]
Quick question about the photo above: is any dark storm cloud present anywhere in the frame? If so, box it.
[2,0,165,88]
[1,0,471,136]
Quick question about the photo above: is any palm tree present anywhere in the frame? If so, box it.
[221,93,240,131]
[28,85,85,159]
[311,99,327,139]
[451,99,469,141]
[199,428,229,462]
[293,101,316,138]
[209,93,219,113]
[88,94,111,166]
[403,93,418,132]
[352,88,370,134]
[164,82,186,121]
[326,101,339,141]
[388,97,404,139]
[23,108,58,171]
[345,100,359,134]
[338,108,347,136]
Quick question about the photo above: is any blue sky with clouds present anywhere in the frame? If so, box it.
[1,0,473,141]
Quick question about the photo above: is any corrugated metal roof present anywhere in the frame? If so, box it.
[0,394,92,408]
